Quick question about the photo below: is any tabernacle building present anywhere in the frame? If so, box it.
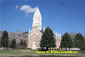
[27,8,61,49]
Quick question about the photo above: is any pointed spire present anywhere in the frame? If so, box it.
[16,29,20,32]
[29,28,30,34]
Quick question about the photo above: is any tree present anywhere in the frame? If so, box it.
[74,33,85,48]
[23,40,27,48]
[40,27,56,50]
[19,39,27,48]
[19,39,24,48]
[60,32,73,48]
[10,39,16,49]
[1,31,9,48]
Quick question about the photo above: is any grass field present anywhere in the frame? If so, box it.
[0,49,85,57]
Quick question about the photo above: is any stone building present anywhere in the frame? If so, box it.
[27,8,61,49]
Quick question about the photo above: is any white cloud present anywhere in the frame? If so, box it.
[20,5,37,14]
[16,5,19,9]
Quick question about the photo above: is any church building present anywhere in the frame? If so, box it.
[27,8,61,49]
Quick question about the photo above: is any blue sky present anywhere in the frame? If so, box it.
[0,0,85,35]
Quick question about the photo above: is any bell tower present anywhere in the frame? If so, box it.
[27,8,42,49]
[32,8,42,31]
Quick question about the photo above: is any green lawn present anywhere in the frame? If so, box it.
[0,49,85,57]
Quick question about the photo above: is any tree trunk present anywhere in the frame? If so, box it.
[46,47,48,51]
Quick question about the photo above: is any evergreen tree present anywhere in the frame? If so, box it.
[23,40,27,48]
[19,39,27,48]
[74,33,85,48]
[60,32,73,48]
[1,31,9,48]
[40,27,56,50]
[19,39,24,48]
[10,39,16,49]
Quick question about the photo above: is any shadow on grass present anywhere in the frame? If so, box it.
[6,55,79,57]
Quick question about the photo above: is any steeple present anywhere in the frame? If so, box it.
[32,8,42,31]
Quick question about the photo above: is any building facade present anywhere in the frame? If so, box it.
[27,8,61,49]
